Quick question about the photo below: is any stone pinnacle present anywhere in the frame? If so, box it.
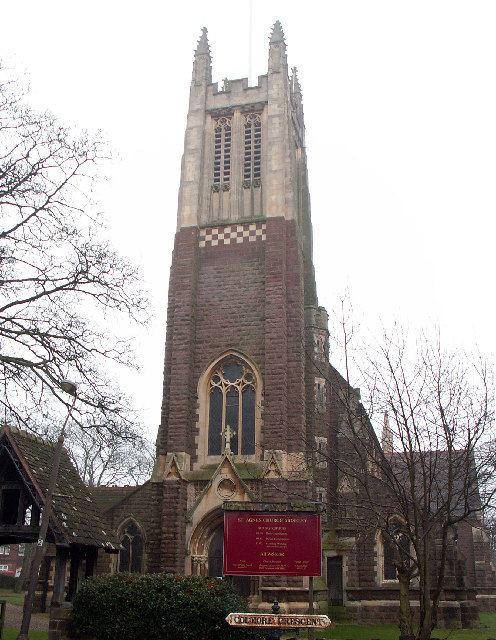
[270,20,285,44]
[196,27,211,56]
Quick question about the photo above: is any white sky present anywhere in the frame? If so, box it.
[2,0,495,439]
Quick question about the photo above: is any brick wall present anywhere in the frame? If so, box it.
[0,543,23,576]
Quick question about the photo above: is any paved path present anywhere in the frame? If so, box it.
[5,603,49,632]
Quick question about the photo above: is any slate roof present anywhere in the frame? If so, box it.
[388,449,481,517]
[1,426,118,550]
[90,485,140,513]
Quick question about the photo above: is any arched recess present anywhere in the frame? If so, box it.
[196,351,263,467]
[188,508,253,597]
[117,518,146,573]
[189,507,224,576]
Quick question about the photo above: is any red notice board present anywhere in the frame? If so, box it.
[223,511,321,577]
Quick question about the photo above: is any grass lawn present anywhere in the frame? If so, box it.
[306,612,496,640]
[0,589,24,607]
[0,590,48,639]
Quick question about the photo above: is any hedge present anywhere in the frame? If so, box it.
[71,573,263,640]
[0,574,16,589]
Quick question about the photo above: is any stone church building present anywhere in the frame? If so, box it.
[92,23,495,622]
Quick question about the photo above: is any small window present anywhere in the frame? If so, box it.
[118,520,144,573]
[0,546,10,556]
[17,544,25,557]
[383,535,396,580]
[314,378,327,413]
[381,531,410,581]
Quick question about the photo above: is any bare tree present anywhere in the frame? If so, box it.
[67,426,154,487]
[321,322,495,640]
[0,63,147,434]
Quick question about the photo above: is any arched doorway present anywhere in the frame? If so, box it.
[207,523,251,597]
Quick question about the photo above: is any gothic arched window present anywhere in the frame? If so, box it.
[382,534,397,580]
[378,528,410,582]
[243,113,261,188]
[207,356,257,457]
[118,520,144,573]
[212,116,231,190]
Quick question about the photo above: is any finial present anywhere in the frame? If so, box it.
[291,67,302,94]
[381,411,393,454]
[270,20,285,44]
[195,27,211,56]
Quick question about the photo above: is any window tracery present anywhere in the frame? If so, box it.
[212,116,231,191]
[243,113,261,188]
[118,520,144,573]
[207,357,256,456]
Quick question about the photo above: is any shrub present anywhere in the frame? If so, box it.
[0,574,16,589]
[71,573,263,640]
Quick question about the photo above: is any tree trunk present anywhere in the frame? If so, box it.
[417,558,434,640]
[398,570,414,640]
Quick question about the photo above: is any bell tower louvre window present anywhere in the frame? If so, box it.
[243,113,262,188]
[212,116,231,191]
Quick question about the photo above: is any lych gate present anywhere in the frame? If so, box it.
[0,426,118,618]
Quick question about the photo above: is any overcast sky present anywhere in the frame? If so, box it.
[2,0,495,439]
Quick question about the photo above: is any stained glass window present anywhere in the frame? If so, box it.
[241,387,255,455]
[208,388,223,455]
[207,357,257,456]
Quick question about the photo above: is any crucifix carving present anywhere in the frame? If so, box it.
[224,424,235,453]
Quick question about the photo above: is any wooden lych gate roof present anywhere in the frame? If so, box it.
[0,425,118,550]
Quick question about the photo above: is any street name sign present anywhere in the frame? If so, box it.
[225,613,332,628]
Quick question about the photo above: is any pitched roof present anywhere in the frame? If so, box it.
[387,448,481,517]
[90,485,140,513]
[1,426,118,550]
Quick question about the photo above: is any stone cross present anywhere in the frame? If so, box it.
[224,424,235,453]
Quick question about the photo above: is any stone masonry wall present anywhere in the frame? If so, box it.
[158,217,307,462]
[100,482,163,573]
[155,216,310,571]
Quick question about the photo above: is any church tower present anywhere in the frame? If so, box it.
[150,23,331,607]
[94,24,495,620]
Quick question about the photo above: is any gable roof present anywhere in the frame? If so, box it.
[387,448,481,517]
[1,425,118,550]
[90,485,142,513]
